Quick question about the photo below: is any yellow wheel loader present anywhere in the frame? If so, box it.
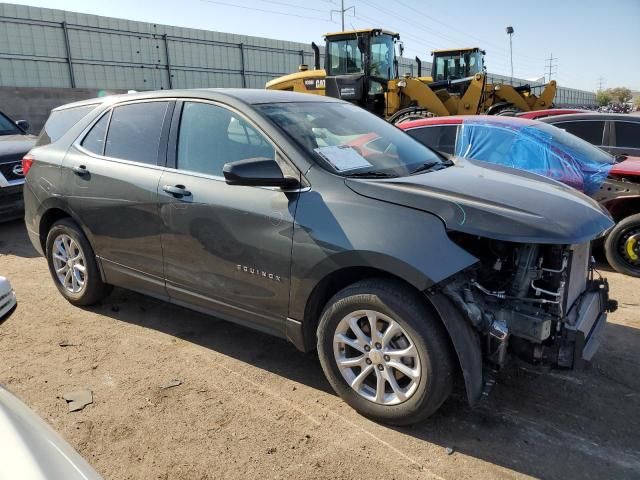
[265,29,557,123]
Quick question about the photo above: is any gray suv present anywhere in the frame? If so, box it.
[24,89,616,425]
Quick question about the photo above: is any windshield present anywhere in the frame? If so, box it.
[0,112,21,135]
[258,102,443,177]
[432,51,483,81]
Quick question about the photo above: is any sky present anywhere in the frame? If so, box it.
[7,0,640,92]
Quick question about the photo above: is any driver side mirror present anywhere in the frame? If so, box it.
[15,120,29,132]
[223,157,300,189]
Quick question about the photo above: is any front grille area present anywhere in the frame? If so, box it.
[0,161,24,182]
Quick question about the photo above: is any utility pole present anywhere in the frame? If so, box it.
[544,53,557,83]
[597,76,605,91]
[331,0,355,32]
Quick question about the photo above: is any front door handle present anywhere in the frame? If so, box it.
[72,165,89,176]
[162,184,192,198]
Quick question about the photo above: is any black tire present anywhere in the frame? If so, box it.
[604,213,640,277]
[388,108,434,125]
[45,218,112,306]
[493,107,522,116]
[316,278,454,425]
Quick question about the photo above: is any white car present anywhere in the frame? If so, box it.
[0,276,16,322]
[0,386,102,479]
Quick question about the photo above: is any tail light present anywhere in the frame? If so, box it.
[21,154,33,176]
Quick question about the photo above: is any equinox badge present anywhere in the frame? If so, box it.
[236,265,281,282]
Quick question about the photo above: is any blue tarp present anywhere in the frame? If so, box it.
[455,119,613,195]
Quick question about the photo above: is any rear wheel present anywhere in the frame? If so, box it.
[45,218,112,305]
[604,213,640,277]
[317,279,454,425]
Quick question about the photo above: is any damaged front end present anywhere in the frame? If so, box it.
[442,235,617,371]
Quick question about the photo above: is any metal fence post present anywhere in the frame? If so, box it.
[239,43,246,88]
[163,34,173,89]
[61,21,76,88]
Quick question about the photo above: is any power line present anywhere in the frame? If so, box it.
[355,0,544,75]
[199,0,333,22]
[393,0,545,63]
[252,0,328,13]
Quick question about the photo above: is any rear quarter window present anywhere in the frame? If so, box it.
[36,104,98,146]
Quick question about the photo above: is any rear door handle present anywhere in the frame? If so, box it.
[72,165,89,176]
[162,184,192,198]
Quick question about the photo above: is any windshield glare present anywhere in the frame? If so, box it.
[258,102,442,177]
[0,113,21,135]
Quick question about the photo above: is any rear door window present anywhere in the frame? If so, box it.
[406,125,457,155]
[81,112,110,155]
[553,121,605,146]
[177,102,275,177]
[613,121,640,148]
[104,102,169,165]
[36,104,97,146]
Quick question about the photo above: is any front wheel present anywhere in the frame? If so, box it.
[604,213,640,277]
[317,279,454,425]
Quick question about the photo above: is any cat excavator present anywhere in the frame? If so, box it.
[265,29,556,123]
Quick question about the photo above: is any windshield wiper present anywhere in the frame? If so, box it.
[410,159,453,175]
[345,171,397,178]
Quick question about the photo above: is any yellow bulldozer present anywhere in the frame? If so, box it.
[265,29,557,123]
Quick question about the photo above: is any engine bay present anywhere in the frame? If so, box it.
[444,234,614,369]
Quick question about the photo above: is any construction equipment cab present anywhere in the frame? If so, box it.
[430,48,485,81]
[323,29,400,116]
[265,29,402,117]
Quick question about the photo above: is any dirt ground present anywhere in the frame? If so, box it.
[1,218,639,480]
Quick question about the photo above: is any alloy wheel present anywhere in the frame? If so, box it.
[51,234,87,294]
[333,310,421,405]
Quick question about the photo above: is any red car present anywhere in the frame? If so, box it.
[398,116,640,277]
[516,108,590,120]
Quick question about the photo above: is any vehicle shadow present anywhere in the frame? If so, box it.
[0,219,39,258]
[92,287,640,480]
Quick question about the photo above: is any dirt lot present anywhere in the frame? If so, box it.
[1,218,639,480]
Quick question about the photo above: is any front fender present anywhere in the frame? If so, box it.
[288,183,478,322]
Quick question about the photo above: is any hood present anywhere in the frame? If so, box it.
[610,156,640,178]
[0,134,37,161]
[346,157,613,244]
